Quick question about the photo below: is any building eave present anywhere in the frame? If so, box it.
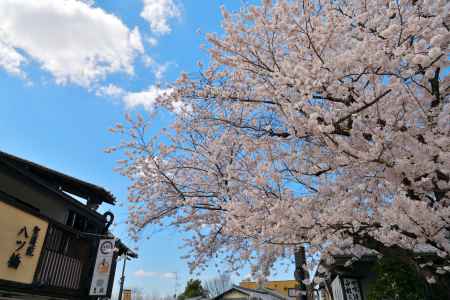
[0,150,116,205]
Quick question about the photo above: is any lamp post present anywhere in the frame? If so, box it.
[117,252,129,300]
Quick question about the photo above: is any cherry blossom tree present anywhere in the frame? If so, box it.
[110,0,449,288]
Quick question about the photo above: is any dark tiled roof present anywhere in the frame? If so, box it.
[0,150,116,205]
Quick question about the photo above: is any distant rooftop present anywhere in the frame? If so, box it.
[213,285,288,300]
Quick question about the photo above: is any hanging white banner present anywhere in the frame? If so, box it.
[89,238,115,296]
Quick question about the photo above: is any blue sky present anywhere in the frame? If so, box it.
[0,0,294,296]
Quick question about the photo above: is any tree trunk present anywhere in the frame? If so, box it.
[294,246,312,300]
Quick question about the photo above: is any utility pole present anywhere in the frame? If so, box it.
[117,252,128,300]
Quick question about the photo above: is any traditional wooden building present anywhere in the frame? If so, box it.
[315,255,375,300]
[0,151,135,300]
[314,251,450,300]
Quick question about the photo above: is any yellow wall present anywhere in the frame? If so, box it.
[240,280,299,297]
[0,200,49,284]
[123,289,132,300]
[223,290,248,299]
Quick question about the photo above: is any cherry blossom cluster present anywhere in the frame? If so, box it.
[110,0,449,284]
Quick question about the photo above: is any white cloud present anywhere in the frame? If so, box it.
[142,55,155,68]
[153,62,171,81]
[0,40,25,76]
[95,84,188,114]
[140,56,173,81]
[146,36,159,48]
[134,269,176,279]
[0,0,144,87]
[95,83,186,114]
[123,85,173,111]
[96,84,126,98]
[141,0,181,35]
[129,27,145,53]
[162,272,177,279]
[134,269,158,278]
[78,0,95,5]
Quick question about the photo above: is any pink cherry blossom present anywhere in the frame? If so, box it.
[111,0,449,283]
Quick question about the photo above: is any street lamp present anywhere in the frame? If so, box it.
[118,252,131,300]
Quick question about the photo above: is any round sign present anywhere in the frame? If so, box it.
[100,240,114,255]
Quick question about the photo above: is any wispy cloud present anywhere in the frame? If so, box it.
[141,55,174,81]
[141,0,181,35]
[96,84,126,98]
[95,84,183,113]
[123,85,173,112]
[79,0,95,5]
[162,272,177,279]
[134,269,176,279]
[152,62,172,81]
[146,36,159,48]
